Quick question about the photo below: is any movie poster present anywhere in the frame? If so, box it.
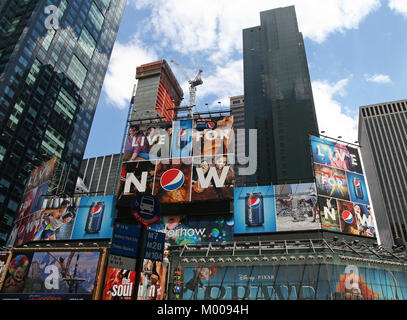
[102,267,136,300]
[0,251,101,300]
[137,259,169,300]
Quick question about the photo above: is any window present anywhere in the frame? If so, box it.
[78,27,96,58]
[66,55,87,89]
[42,29,56,51]
[89,2,104,31]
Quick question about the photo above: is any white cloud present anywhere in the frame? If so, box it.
[103,38,158,109]
[130,0,380,60]
[312,78,359,143]
[364,73,392,83]
[389,0,407,17]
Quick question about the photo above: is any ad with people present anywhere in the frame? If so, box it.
[0,251,101,300]
[310,135,377,238]
[7,196,116,247]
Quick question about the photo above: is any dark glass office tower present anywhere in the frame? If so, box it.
[243,6,319,186]
[359,100,407,249]
[0,0,126,244]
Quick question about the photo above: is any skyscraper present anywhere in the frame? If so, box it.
[0,0,126,244]
[130,60,183,122]
[358,99,407,249]
[230,95,246,185]
[243,6,319,186]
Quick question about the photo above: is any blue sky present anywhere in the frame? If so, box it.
[84,0,407,158]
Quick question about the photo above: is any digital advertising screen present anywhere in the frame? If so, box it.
[117,116,235,210]
[310,135,377,238]
[8,196,116,247]
[0,250,101,300]
[150,215,234,245]
[102,267,136,300]
[137,259,168,301]
[234,183,320,235]
[180,264,407,300]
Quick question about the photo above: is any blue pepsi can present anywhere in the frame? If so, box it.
[245,193,264,226]
[85,201,105,233]
[177,128,189,149]
[353,178,364,199]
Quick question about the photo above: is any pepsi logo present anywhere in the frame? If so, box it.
[178,129,187,137]
[207,122,216,129]
[160,169,185,191]
[91,205,102,215]
[342,210,354,224]
[248,197,261,208]
[354,179,360,186]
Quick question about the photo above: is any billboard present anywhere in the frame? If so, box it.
[117,116,234,209]
[137,258,169,300]
[8,196,116,247]
[310,135,377,238]
[0,250,101,300]
[23,157,57,194]
[234,183,320,234]
[179,264,407,300]
[102,267,136,300]
[150,215,234,245]
[0,252,9,281]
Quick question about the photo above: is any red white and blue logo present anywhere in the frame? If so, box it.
[178,129,187,137]
[248,196,261,208]
[342,210,354,224]
[90,205,102,215]
[207,122,216,129]
[160,169,185,191]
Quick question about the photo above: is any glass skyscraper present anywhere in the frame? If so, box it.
[0,0,126,244]
[243,6,319,186]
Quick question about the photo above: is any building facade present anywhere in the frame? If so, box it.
[243,6,319,186]
[0,0,126,244]
[359,99,407,249]
[230,95,246,186]
[130,60,184,122]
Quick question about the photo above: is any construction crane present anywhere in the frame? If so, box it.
[170,60,203,117]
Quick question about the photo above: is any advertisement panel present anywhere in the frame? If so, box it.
[310,136,377,238]
[102,267,136,300]
[150,215,234,245]
[234,186,276,234]
[117,116,235,209]
[234,183,320,234]
[8,196,116,247]
[0,252,9,280]
[137,258,169,300]
[23,157,57,194]
[0,251,101,300]
[180,264,407,300]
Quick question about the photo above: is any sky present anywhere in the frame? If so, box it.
[84,0,407,158]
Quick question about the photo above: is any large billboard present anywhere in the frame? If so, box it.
[150,215,234,245]
[117,116,235,208]
[179,264,407,300]
[0,250,102,300]
[234,183,320,234]
[310,136,377,238]
[7,196,116,247]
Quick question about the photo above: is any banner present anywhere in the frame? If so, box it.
[310,135,377,238]
[0,251,101,300]
[102,267,136,300]
[8,196,116,246]
[234,183,320,234]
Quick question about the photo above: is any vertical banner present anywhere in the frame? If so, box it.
[310,135,377,238]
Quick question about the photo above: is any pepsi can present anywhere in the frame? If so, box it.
[85,201,105,234]
[177,128,189,149]
[353,178,364,199]
[245,193,264,226]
